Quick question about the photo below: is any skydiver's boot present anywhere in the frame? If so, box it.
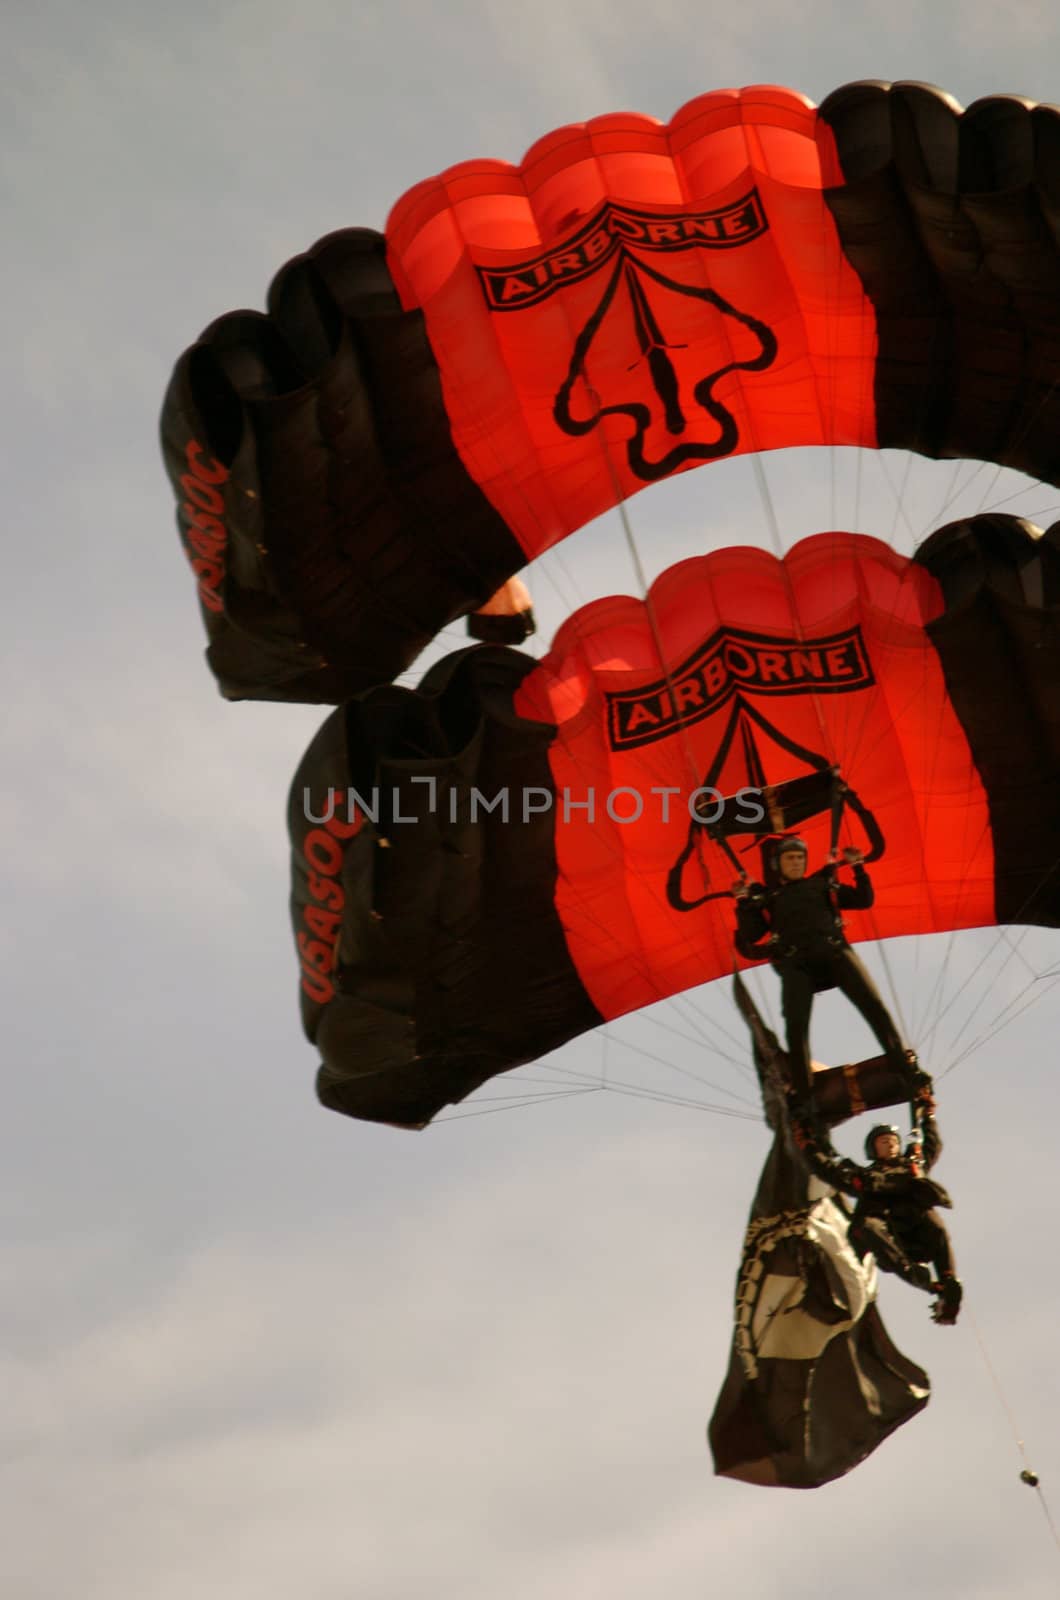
[930,1273,963,1325]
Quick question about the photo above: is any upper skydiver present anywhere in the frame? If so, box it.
[732,836,925,1105]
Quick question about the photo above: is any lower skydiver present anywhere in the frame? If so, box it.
[732,835,924,1107]
[788,1097,963,1325]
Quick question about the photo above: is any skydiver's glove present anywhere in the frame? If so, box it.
[930,1275,963,1325]
[905,1052,934,1100]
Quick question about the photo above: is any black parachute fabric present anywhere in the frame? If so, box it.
[162,233,524,703]
[916,513,1060,925]
[163,82,1060,703]
[707,977,930,1489]
[289,646,602,1128]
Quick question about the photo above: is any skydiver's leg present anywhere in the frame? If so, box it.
[831,948,907,1072]
[779,964,816,1100]
[858,1215,934,1291]
[905,1213,963,1322]
[903,1212,954,1279]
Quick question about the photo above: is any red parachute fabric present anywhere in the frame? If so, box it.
[512,532,992,1025]
[386,87,872,558]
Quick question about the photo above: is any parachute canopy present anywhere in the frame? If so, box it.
[289,515,1060,1128]
[163,82,1060,702]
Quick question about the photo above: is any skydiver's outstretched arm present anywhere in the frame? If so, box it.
[915,1114,942,1170]
[786,1101,866,1196]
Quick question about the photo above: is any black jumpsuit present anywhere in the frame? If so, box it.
[735,864,907,1099]
[793,1114,955,1289]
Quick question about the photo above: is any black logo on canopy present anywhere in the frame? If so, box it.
[605,625,873,753]
[476,193,778,482]
[665,699,885,912]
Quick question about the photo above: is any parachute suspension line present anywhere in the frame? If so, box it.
[556,994,755,1086]
[888,450,916,551]
[761,447,917,1033]
[427,1022,759,1116]
[628,992,752,1064]
[925,457,977,539]
[911,930,960,1051]
[612,473,708,798]
[913,843,1006,1057]
[968,1309,1060,1559]
[903,696,994,1050]
[872,939,912,1055]
[994,927,1051,983]
[596,1029,757,1105]
[680,190,874,861]
[749,447,785,556]
[924,846,1060,1068]
[577,384,717,911]
[464,1047,759,1116]
[939,966,1060,1080]
[748,419,917,1039]
[909,822,998,1050]
[435,1087,604,1121]
[873,450,920,552]
[512,484,753,1070]
[938,930,1034,1059]
[747,455,919,1057]
[823,443,978,1050]
[434,1088,758,1122]
[746,450,849,792]
[531,546,583,618]
[900,568,944,1040]
[975,483,1060,522]
[580,405,785,1083]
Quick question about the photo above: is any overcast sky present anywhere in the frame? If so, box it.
[5,3,1060,1596]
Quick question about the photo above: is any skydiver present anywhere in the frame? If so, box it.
[731,837,921,1105]
[789,1098,963,1326]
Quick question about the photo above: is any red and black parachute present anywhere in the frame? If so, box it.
[289,515,1060,1128]
[162,82,1060,702]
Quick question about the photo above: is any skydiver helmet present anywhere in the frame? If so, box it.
[865,1124,901,1160]
[771,835,808,871]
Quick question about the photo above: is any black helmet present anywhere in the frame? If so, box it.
[771,835,808,870]
[865,1123,901,1160]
